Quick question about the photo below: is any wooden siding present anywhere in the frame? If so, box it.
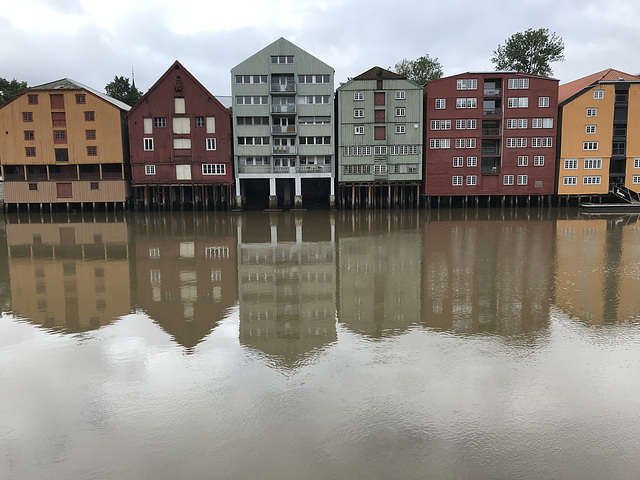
[624,84,640,192]
[128,61,232,186]
[4,180,127,203]
[0,90,126,166]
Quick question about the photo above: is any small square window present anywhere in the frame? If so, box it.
[145,165,156,175]
[28,95,38,105]
[25,147,36,157]
[76,94,86,104]
[85,111,95,121]
[86,130,96,140]
[29,183,38,191]
[196,116,205,127]
[354,126,364,135]
[23,112,33,122]
[87,146,97,156]
[354,92,364,101]
[24,130,34,140]
[90,182,99,190]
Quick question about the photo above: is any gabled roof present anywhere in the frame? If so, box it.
[559,68,640,104]
[30,78,131,111]
[231,37,333,73]
[353,67,404,81]
[127,60,229,117]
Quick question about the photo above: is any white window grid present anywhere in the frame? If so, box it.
[354,109,364,118]
[635,158,640,169]
[452,175,463,186]
[564,159,578,169]
[453,157,463,167]
[583,176,601,185]
[202,164,225,175]
[593,89,604,99]
[508,78,529,89]
[206,138,216,150]
[563,176,577,185]
[354,92,364,101]
[354,126,364,135]
[467,156,477,167]
[534,156,544,166]
[584,158,602,170]
[435,98,446,109]
[143,138,153,151]
[503,175,514,185]
[586,108,597,117]
[395,125,405,134]
[395,107,406,117]
[539,97,550,107]
[586,125,596,134]
[633,175,640,184]
[517,174,528,185]
[518,155,529,166]
[145,165,156,175]
[583,141,599,151]
[395,91,405,100]
[466,175,477,185]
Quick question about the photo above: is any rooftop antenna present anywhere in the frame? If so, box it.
[131,66,136,89]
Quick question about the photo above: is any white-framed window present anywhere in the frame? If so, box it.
[584,158,602,169]
[435,98,446,109]
[563,176,577,185]
[374,146,387,155]
[430,120,440,130]
[206,138,216,150]
[518,155,529,166]
[593,89,604,99]
[466,175,477,185]
[236,96,268,105]
[633,175,640,184]
[456,79,477,90]
[354,92,364,101]
[534,155,544,166]
[271,55,293,64]
[395,91,405,100]
[374,164,387,175]
[586,124,596,134]
[452,175,463,186]
[564,158,578,170]
[586,107,597,117]
[532,118,542,128]
[504,175,514,185]
[508,118,527,128]
[508,97,528,108]
[518,138,527,147]
[344,146,372,156]
[297,74,330,84]
[467,156,477,167]
[143,138,153,151]
[539,96,550,107]
[429,139,450,149]
[390,145,418,155]
[506,138,517,148]
[395,107,406,117]
[395,125,405,134]
[455,138,465,149]
[635,158,640,169]
[543,118,553,128]
[202,164,225,175]
[145,165,156,175]
[453,156,463,167]
[354,125,364,135]
[508,78,529,89]
[517,174,528,185]
[532,138,542,147]
[456,119,477,129]
[149,247,160,259]
[583,176,601,185]
[441,120,451,130]
[583,141,599,151]
[354,109,364,118]
[542,137,552,147]
[235,75,267,84]
[153,117,166,128]
[456,98,477,108]
[518,118,528,128]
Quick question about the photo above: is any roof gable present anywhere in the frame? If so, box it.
[231,37,333,74]
[30,78,131,111]
[559,68,640,104]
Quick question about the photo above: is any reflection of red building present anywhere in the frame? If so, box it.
[421,212,553,335]
[135,220,237,350]
[127,61,233,208]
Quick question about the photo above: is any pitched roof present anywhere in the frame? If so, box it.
[30,78,131,111]
[559,68,640,104]
[353,67,405,81]
[128,60,229,116]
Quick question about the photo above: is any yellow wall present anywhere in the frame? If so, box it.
[3,180,127,203]
[624,84,640,193]
[558,85,614,195]
[0,89,125,166]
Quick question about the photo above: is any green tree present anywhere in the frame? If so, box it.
[105,76,143,106]
[0,78,28,105]
[394,55,443,85]
[491,28,565,77]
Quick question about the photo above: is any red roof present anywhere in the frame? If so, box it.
[558,68,640,103]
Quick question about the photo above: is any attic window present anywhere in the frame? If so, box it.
[175,75,183,92]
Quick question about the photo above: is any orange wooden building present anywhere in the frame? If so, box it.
[0,78,130,211]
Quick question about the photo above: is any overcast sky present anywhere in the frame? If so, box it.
[2,0,639,97]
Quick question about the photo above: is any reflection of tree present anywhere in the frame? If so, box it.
[6,220,131,332]
[237,212,337,368]
[133,213,238,351]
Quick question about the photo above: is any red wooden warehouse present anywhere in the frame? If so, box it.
[127,61,232,209]
[423,72,559,206]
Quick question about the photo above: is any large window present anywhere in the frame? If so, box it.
[584,158,602,169]
[456,79,478,90]
[564,159,578,170]
[202,164,225,175]
[583,176,601,185]
[583,141,599,151]
[563,176,577,185]
[508,78,529,89]
[456,98,477,108]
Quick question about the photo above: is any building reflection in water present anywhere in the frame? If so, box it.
[237,212,337,368]
[421,210,553,336]
[133,213,237,351]
[555,215,640,325]
[337,211,423,338]
[6,218,131,332]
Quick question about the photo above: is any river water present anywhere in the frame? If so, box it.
[1,208,639,479]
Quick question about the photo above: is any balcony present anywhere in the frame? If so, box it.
[273,146,297,155]
[484,88,501,96]
[271,104,296,114]
[483,108,501,116]
[298,165,331,174]
[271,84,296,93]
[274,166,295,174]
[482,147,501,155]
[238,165,271,174]
[272,125,297,135]
[482,128,501,136]
[481,157,501,175]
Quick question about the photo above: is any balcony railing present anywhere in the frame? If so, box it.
[481,165,500,174]
[274,166,295,173]
[299,165,331,173]
[482,147,501,155]
[482,128,501,136]
[272,125,297,134]
[273,146,297,155]
[271,84,296,93]
[26,173,48,180]
[483,108,501,115]
[238,165,271,174]
[271,104,296,114]
[484,88,501,96]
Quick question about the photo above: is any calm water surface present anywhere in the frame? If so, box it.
[1,208,640,479]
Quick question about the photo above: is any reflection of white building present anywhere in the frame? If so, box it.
[237,213,337,366]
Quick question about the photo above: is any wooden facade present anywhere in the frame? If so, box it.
[0,79,130,209]
[127,61,233,209]
[424,72,559,202]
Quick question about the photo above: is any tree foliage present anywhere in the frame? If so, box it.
[491,28,565,77]
[105,76,143,106]
[394,55,443,85]
[0,78,28,105]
